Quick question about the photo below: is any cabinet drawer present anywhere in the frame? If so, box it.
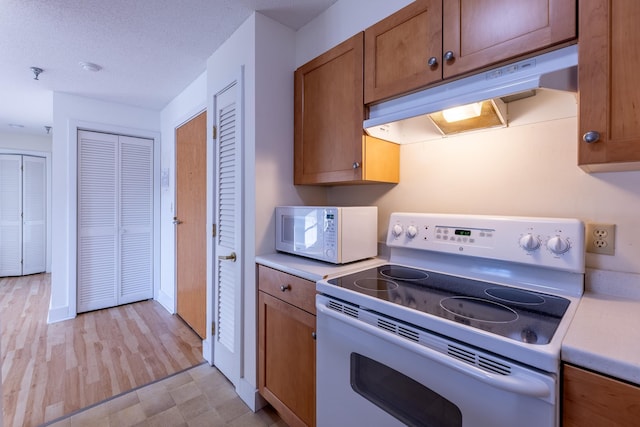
[258,265,316,315]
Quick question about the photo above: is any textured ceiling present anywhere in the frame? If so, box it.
[0,0,337,136]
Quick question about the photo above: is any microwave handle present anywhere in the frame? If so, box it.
[317,301,552,399]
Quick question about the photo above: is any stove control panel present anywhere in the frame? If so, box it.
[386,213,585,273]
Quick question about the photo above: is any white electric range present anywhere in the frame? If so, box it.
[316,212,585,427]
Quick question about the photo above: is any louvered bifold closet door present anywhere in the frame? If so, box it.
[0,154,23,276]
[22,156,46,275]
[77,131,154,313]
[118,136,153,304]
[213,79,242,385]
[78,131,119,312]
[217,102,237,352]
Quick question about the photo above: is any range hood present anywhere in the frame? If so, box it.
[365,44,578,143]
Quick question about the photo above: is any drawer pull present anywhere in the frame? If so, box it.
[280,284,291,292]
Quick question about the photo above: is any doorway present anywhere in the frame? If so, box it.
[175,111,207,338]
[76,130,155,312]
[0,154,46,276]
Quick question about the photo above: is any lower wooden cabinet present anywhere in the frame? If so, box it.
[258,265,316,427]
[562,363,640,426]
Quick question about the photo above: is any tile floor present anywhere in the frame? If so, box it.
[43,363,287,427]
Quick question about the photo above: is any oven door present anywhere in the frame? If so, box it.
[316,295,558,427]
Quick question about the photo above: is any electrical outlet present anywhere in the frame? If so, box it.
[586,223,616,255]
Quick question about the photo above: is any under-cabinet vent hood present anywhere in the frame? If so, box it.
[365,44,578,143]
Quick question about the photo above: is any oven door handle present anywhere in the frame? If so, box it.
[317,303,552,399]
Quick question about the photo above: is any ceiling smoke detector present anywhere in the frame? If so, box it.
[79,61,102,72]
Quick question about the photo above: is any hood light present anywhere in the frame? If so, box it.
[428,99,507,136]
[442,102,483,123]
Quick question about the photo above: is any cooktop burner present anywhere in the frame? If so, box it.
[328,264,570,345]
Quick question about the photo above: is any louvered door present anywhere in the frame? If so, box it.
[213,80,242,385]
[0,155,23,276]
[119,136,154,304]
[22,156,46,275]
[77,130,153,313]
[0,154,46,277]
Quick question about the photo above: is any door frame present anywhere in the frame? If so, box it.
[61,120,160,320]
[205,66,245,375]
[0,149,52,275]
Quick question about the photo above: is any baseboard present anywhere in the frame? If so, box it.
[47,305,75,324]
[156,288,175,314]
[202,339,212,364]
[237,378,265,412]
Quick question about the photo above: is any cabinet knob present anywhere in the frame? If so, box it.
[427,57,438,68]
[312,332,317,340]
[582,131,601,144]
[443,51,455,62]
[280,284,291,292]
[352,162,361,169]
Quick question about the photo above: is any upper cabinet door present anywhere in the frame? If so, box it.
[579,0,640,172]
[442,0,577,79]
[294,33,365,185]
[364,0,442,104]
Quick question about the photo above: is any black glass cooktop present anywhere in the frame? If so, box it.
[328,264,570,345]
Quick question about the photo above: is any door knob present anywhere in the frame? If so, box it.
[172,216,183,225]
[218,252,237,262]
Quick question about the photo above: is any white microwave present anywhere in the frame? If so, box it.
[275,206,378,264]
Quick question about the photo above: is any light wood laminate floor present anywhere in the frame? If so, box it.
[0,273,205,426]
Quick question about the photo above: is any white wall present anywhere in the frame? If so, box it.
[327,108,640,276]
[157,72,207,313]
[0,132,51,152]
[50,93,160,323]
[204,11,326,410]
[206,12,257,408]
[295,0,412,66]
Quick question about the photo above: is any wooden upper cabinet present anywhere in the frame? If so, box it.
[442,0,577,79]
[364,0,442,104]
[294,33,364,185]
[364,0,577,104]
[294,32,399,185]
[579,0,640,172]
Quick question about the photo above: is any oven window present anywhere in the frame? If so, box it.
[350,353,462,427]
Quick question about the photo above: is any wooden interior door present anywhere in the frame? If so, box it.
[176,111,207,339]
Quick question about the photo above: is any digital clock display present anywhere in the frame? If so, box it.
[455,229,472,236]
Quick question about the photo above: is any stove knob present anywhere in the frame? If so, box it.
[406,225,418,239]
[391,224,403,238]
[519,234,540,251]
[547,236,570,255]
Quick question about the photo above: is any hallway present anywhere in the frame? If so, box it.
[0,273,203,426]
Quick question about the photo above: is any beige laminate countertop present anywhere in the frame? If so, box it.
[562,268,640,385]
[255,252,387,282]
